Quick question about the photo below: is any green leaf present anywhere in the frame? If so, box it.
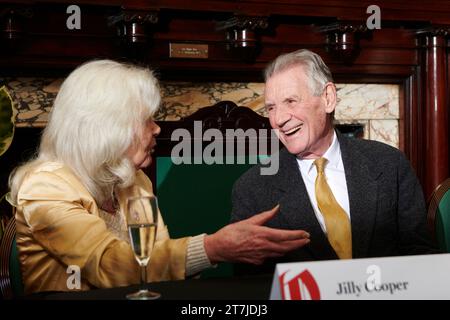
[0,85,15,157]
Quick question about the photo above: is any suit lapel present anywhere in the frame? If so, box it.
[338,134,380,258]
[273,149,338,260]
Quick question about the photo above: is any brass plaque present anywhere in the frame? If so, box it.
[169,43,209,59]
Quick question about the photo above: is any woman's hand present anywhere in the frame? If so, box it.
[204,205,310,265]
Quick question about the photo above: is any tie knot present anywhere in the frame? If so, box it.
[314,157,328,174]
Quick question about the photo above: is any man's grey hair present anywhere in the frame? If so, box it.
[264,49,334,96]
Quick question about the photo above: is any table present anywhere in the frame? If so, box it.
[28,274,273,300]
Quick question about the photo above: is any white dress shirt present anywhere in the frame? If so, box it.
[296,131,350,234]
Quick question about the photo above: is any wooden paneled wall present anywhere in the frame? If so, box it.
[1,0,449,199]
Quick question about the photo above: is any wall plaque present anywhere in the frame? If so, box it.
[169,43,209,59]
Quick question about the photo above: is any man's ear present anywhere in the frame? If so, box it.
[322,82,337,114]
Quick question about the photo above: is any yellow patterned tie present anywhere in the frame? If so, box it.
[314,157,352,259]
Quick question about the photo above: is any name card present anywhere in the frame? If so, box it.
[270,253,450,300]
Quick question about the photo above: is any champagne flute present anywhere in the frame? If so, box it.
[126,195,161,300]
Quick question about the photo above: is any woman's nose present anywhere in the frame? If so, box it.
[153,122,161,137]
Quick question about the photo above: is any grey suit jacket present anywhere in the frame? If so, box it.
[231,133,438,274]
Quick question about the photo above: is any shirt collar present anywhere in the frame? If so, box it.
[297,130,341,174]
[323,130,341,170]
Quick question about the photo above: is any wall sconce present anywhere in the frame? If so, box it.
[217,15,269,62]
[108,10,159,44]
[319,22,367,63]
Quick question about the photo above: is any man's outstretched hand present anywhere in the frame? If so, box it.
[204,205,310,265]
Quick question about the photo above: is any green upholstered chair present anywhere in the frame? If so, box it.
[156,157,252,278]
[147,101,276,278]
[0,215,24,299]
[156,156,270,278]
[428,178,450,252]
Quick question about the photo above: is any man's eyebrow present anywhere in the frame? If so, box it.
[283,95,301,102]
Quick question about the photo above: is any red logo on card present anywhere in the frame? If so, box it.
[279,269,321,300]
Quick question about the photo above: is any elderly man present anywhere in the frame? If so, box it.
[231,49,438,274]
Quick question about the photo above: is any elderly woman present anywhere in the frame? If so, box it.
[9,60,310,294]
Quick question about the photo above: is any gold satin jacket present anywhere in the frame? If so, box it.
[15,162,188,294]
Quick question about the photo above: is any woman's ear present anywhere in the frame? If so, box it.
[322,82,337,114]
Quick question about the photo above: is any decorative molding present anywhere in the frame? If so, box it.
[216,15,269,31]
[416,26,449,50]
[416,26,450,36]
[318,22,367,33]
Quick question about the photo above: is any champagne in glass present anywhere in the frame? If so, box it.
[126,195,161,300]
[128,222,157,266]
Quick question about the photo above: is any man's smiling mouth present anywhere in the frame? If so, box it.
[284,124,303,136]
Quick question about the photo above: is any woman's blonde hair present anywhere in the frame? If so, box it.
[9,59,161,205]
